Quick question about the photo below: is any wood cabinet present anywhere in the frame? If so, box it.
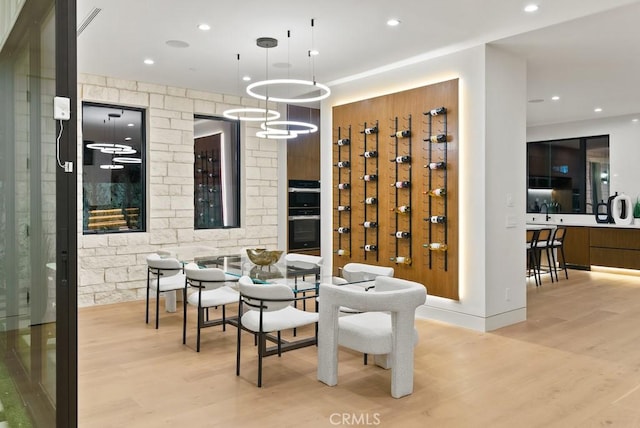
[590,228,640,270]
[563,226,590,269]
[286,105,320,181]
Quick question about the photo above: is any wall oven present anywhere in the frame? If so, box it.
[288,180,321,251]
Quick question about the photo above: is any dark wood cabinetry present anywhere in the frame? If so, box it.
[590,228,640,270]
[563,226,590,269]
[287,105,320,181]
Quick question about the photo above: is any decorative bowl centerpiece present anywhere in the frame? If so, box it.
[246,248,283,267]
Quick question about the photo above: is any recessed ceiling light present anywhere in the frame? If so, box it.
[143,58,154,65]
[127,123,135,127]
[309,49,319,56]
[594,107,603,112]
[124,137,132,141]
[242,76,251,82]
[198,23,210,31]
[551,96,560,101]
[524,4,539,13]
[387,18,401,26]
[632,118,639,122]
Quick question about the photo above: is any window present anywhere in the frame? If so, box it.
[527,135,609,214]
[82,103,146,233]
[194,115,240,229]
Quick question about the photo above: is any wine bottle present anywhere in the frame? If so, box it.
[391,181,410,189]
[337,205,351,211]
[337,138,350,146]
[335,161,350,168]
[334,249,350,256]
[362,244,378,251]
[424,188,446,197]
[392,155,411,164]
[391,130,411,138]
[425,162,446,170]
[362,221,378,228]
[429,216,446,224]
[391,205,411,213]
[427,107,447,116]
[425,134,448,143]
[393,231,411,239]
[337,183,350,190]
[360,174,377,182]
[390,256,412,265]
[336,227,350,233]
[361,126,378,135]
[361,150,378,158]
[424,243,448,251]
[363,197,377,205]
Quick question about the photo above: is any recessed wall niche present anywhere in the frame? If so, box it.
[332,79,459,300]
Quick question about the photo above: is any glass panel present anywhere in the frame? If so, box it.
[194,116,240,229]
[527,136,609,214]
[82,103,146,234]
[1,2,57,425]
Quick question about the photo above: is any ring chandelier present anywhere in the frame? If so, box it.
[222,20,329,139]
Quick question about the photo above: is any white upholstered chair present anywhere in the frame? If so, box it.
[236,276,319,387]
[146,253,186,329]
[274,253,323,310]
[317,276,427,398]
[182,263,239,352]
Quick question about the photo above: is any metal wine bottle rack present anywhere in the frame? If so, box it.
[194,150,222,228]
[335,126,352,256]
[360,121,379,261]
[391,115,412,264]
[424,107,448,270]
[361,121,379,261]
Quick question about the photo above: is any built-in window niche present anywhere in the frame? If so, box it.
[82,103,146,234]
[527,135,609,214]
[194,115,240,229]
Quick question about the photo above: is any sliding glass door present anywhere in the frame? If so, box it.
[0,0,76,426]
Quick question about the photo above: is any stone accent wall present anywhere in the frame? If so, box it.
[77,74,281,306]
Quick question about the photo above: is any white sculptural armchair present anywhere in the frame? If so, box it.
[317,276,427,398]
[146,253,186,329]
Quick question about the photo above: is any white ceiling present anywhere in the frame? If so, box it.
[77,0,640,126]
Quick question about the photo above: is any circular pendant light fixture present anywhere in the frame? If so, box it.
[222,53,281,122]
[246,78,330,103]
[260,120,318,135]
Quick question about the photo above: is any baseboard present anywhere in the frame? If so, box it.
[416,305,526,332]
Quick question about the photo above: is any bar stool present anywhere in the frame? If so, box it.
[526,229,540,286]
[550,226,569,281]
[534,228,555,284]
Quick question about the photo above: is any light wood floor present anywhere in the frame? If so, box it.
[78,270,640,427]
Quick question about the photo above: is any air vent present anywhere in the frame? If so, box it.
[77,7,102,37]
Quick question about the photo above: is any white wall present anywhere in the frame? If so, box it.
[528,114,640,203]
[0,0,25,51]
[321,44,527,331]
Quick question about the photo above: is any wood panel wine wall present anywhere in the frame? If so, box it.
[332,79,459,300]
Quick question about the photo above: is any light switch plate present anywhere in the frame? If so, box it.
[54,96,71,121]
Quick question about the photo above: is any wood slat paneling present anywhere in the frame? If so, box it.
[332,79,459,300]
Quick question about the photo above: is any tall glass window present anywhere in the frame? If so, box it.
[82,103,146,233]
[194,115,240,229]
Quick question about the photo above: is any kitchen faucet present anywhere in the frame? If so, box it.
[540,203,550,222]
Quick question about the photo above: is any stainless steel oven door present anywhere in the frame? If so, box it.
[288,215,321,250]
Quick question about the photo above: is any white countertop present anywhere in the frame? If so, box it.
[527,214,640,229]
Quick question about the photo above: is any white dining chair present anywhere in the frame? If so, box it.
[317,276,427,398]
[146,253,186,329]
[236,276,319,387]
[183,263,239,352]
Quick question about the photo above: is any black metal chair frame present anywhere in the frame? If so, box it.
[146,265,183,329]
[182,275,238,352]
[235,291,318,387]
[550,226,569,281]
[527,229,541,286]
[534,228,555,284]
